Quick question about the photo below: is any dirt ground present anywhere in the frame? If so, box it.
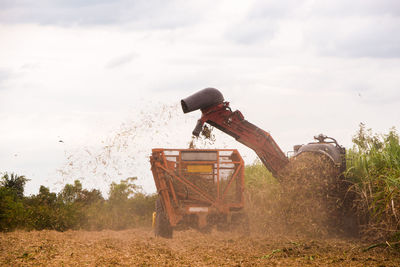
[1,228,399,266]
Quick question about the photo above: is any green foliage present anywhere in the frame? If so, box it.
[0,187,25,231]
[244,160,282,233]
[1,173,29,199]
[346,123,400,239]
[24,186,59,230]
[245,159,278,188]
[59,180,83,203]
[0,174,156,232]
[0,173,28,231]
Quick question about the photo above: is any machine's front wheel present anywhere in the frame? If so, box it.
[155,197,173,238]
[231,212,250,235]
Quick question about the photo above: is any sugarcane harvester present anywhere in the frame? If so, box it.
[181,88,346,176]
[151,87,346,238]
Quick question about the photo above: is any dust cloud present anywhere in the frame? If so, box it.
[246,153,356,239]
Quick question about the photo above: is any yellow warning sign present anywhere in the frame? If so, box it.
[187,165,213,173]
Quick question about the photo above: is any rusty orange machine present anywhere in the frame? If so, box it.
[150,148,247,238]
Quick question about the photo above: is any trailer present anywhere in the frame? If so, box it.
[150,148,247,238]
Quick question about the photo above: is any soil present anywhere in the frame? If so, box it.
[1,228,399,266]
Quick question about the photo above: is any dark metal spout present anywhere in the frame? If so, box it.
[181,88,224,114]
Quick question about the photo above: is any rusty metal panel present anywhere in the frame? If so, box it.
[181,151,217,161]
[187,164,213,173]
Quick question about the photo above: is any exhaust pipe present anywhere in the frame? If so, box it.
[181,88,224,114]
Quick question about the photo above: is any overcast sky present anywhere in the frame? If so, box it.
[1,0,400,196]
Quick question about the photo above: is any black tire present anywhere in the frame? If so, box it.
[155,197,173,238]
[216,223,229,232]
[231,212,250,235]
[199,225,212,234]
[216,215,229,232]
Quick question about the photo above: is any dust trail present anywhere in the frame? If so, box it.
[55,103,233,195]
[277,153,345,236]
[246,153,355,238]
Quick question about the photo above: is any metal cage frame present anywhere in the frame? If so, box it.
[150,148,245,227]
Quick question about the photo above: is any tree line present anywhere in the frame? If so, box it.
[0,175,156,231]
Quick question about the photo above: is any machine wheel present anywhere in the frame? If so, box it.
[216,223,229,232]
[198,225,212,234]
[216,215,229,232]
[155,197,173,238]
[231,212,250,235]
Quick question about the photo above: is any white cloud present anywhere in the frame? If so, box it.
[0,69,12,90]
[105,53,138,69]
[0,0,209,28]
[305,16,400,58]
[307,0,400,18]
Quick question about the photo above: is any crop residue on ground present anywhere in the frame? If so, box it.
[1,228,399,266]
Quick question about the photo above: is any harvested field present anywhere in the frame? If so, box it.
[1,228,399,266]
